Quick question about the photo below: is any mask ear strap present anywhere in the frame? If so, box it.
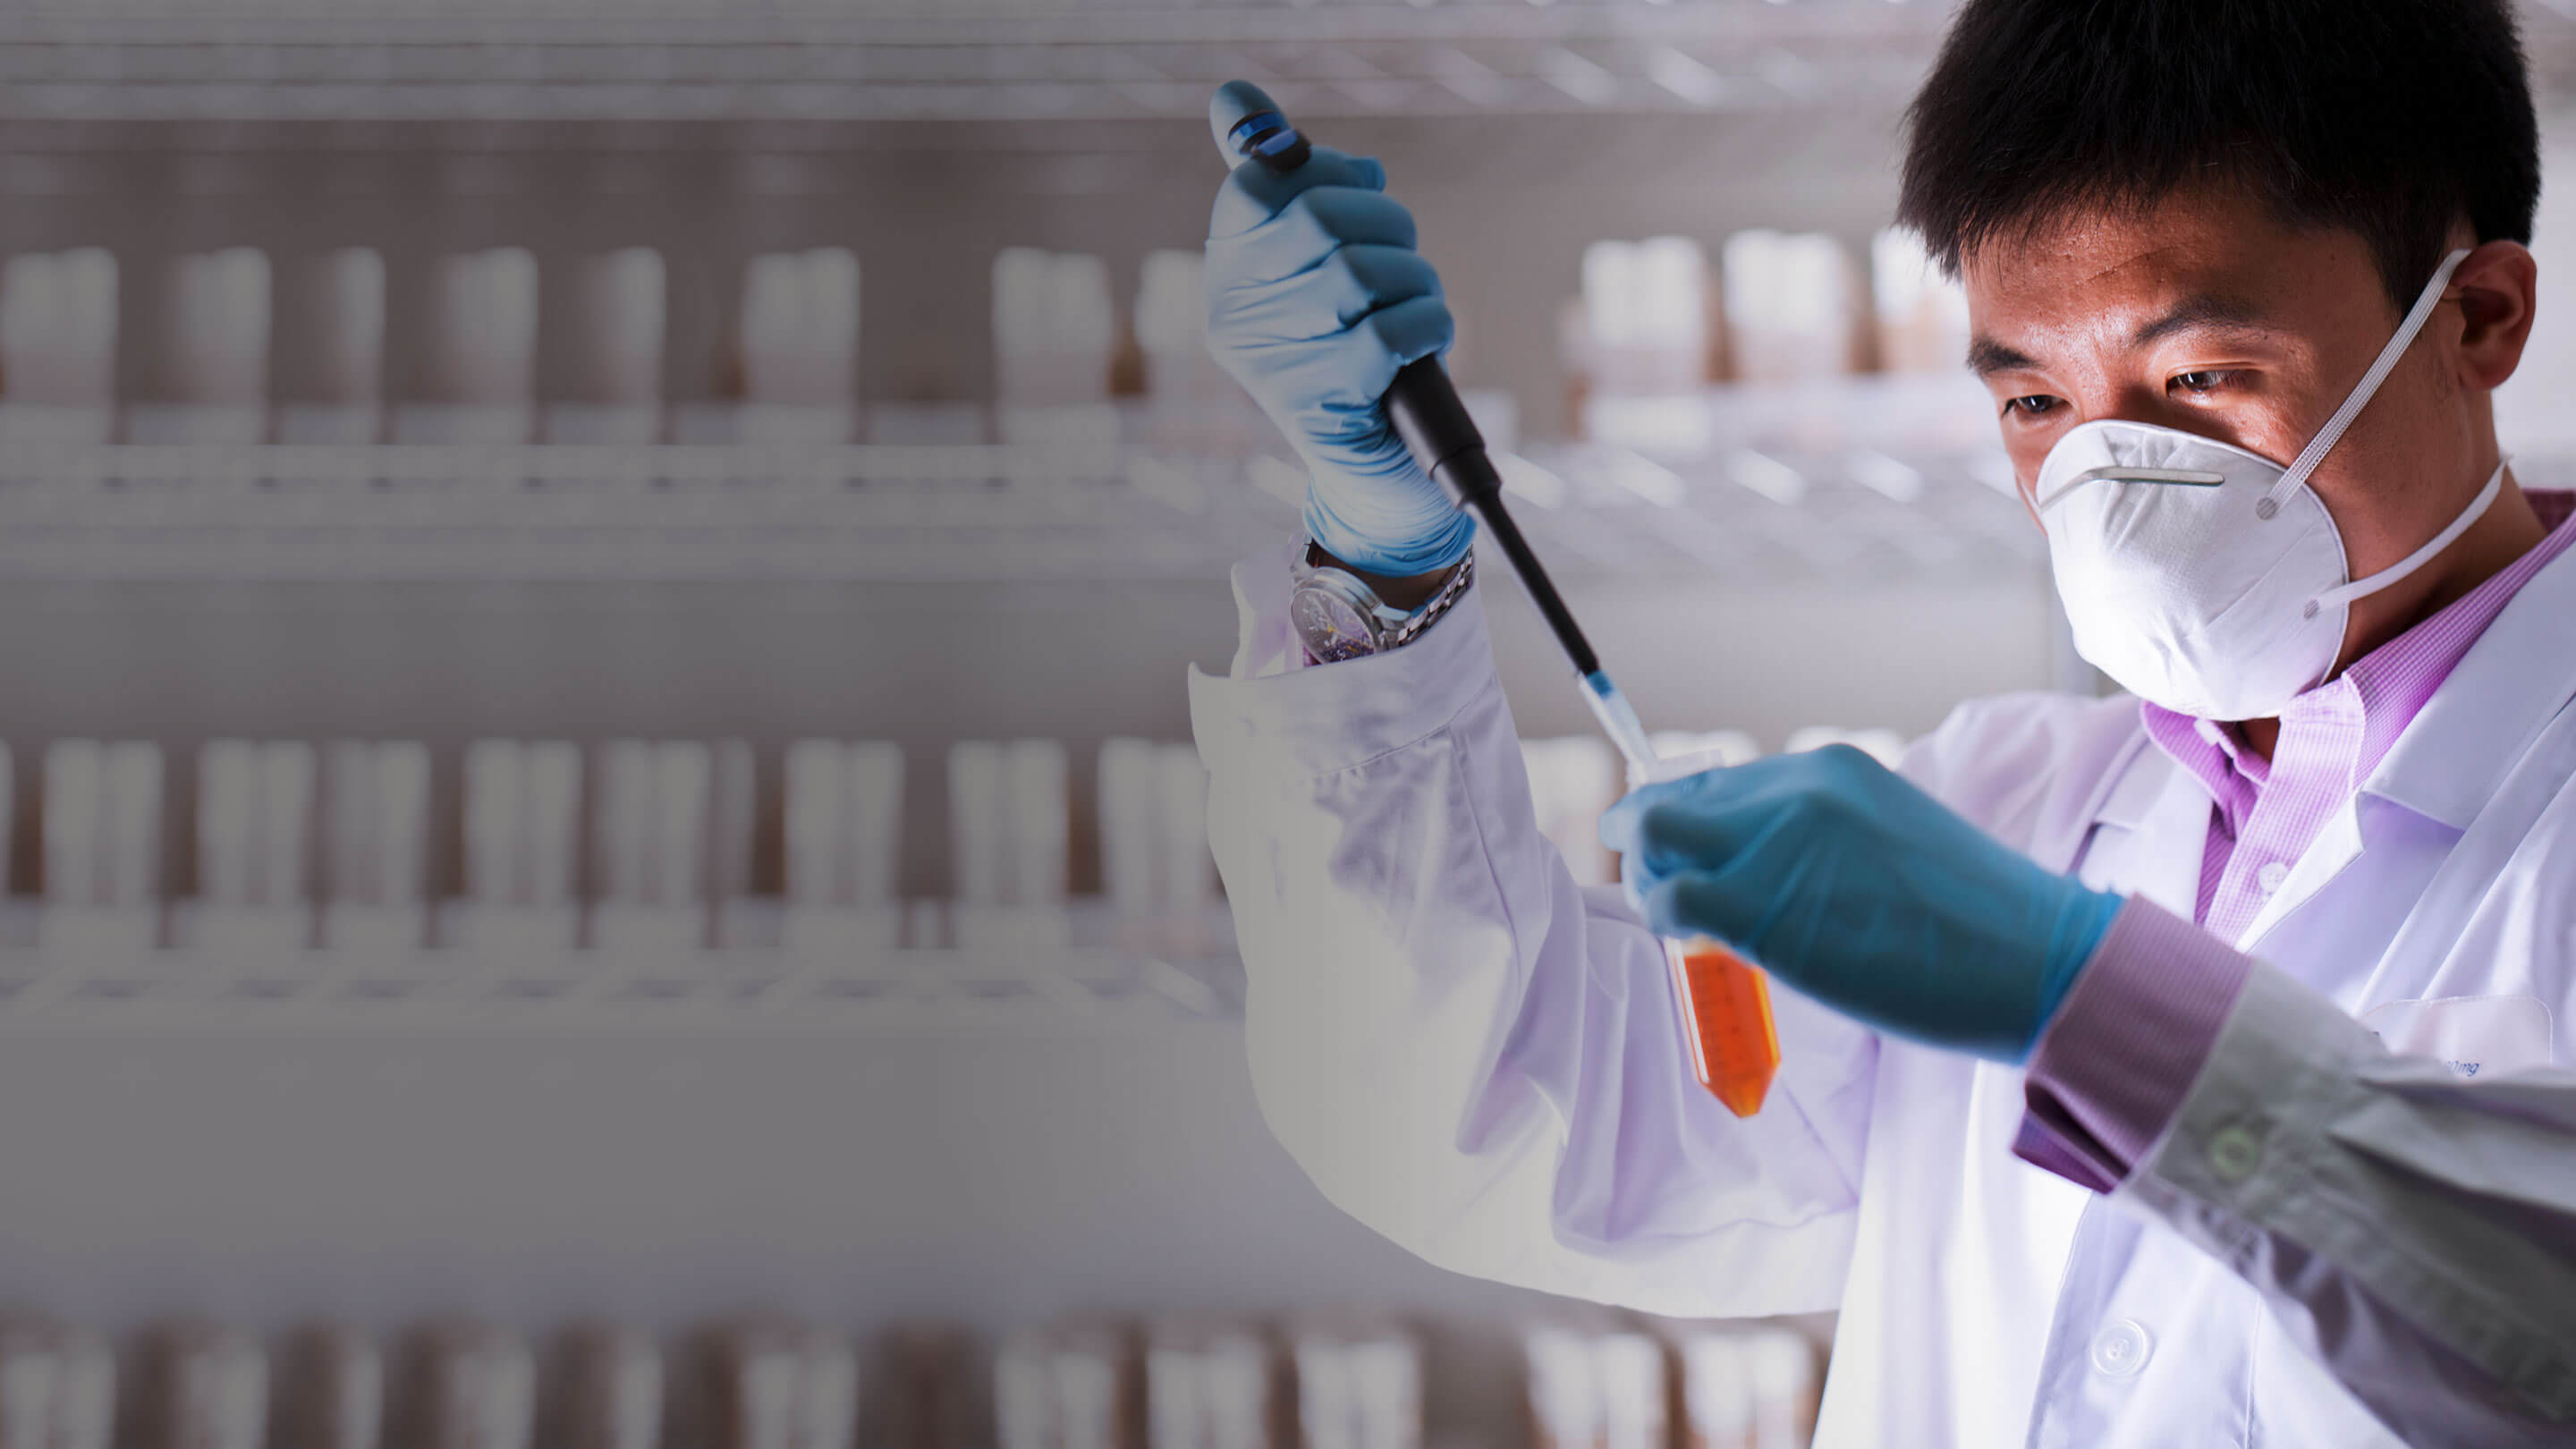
[2258,248,2473,521]
[2304,454,2508,619]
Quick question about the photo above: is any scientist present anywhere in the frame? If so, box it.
[1189,1,2576,1445]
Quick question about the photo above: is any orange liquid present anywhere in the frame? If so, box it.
[1664,936,1781,1117]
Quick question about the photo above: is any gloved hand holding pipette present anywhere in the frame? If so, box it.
[1203,102,1472,577]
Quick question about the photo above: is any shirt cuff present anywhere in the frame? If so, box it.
[1188,543,1504,782]
[2012,898,2258,1192]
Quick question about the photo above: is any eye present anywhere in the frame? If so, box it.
[2002,394,2063,419]
[2169,369,2237,396]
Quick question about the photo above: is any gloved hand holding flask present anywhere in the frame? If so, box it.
[1602,745,2128,1063]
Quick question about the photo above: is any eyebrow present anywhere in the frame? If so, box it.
[2127,292,2275,348]
[1966,335,2038,377]
[1965,292,2279,378]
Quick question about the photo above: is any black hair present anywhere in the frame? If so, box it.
[1896,0,2539,307]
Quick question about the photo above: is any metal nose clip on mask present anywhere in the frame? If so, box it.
[2033,248,2507,722]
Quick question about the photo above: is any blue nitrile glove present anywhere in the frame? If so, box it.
[1598,744,2126,1063]
[1204,107,1471,575]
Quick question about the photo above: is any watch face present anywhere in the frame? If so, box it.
[1292,584,1379,662]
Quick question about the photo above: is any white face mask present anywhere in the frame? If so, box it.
[2033,248,2506,722]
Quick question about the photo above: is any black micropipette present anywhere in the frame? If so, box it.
[1208,81,1658,768]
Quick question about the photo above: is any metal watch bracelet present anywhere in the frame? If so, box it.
[1296,544,1476,665]
[1388,547,1475,648]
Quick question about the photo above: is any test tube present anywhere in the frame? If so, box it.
[526,741,580,913]
[42,741,104,911]
[708,1318,800,1449]
[1741,1331,1817,1449]
[1720,231,1860,385]
[784,741,904,954]
[846,743,902,910]
[436,249,538,408]
[654,741,711,911]
[409,249,537,443]
[314,249,386,406]
[463,740,526,909]
[1096,740,1160,920]
[736,250,860,440]
[0,1318,57,1449]
[996,1323,1138,1449]
[1589,1332,1665,1449]
[1578,237,1710,396]
[796,1332,857,1449]
[275,249,385,444]
[152,1320,267,1449]
[460,740,580,950]
[947,742,1004,911]
[1520,1325,1600,1449]
[0,249,118,436]
[560,1326,660,1449]
[1004,740,1068,908]
[599,741,709,910]
[994,249,1117,444]
[1285,1317,1419,1449]
[577,248,665,409]
[418,1322,533,1449]
[1631,747,1779,1119]
[869,1326,964,1449]
[278,1325,381,1449]
[708,1318,853,1449]
[166,248,272,410]
[1148,1319,1271,1449]
[198,740,317,936]
[710,738,756,942]
[948,738,1072,949]
[593,739,705,950]
[1155,746,1215,919]
[1870,225,1971,377]
[784,740,847,912]
[52,1327,114,1449]
[197,741,260,933]
[1670,1330,1748,1449]
[106,741,165,912]
[322,741,428,950]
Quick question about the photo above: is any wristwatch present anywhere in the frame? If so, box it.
[1291,540,1476,664]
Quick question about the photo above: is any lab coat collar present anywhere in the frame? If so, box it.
[2363,533,2576,830]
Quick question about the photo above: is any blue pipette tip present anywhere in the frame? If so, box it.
[1580,671,1658,778]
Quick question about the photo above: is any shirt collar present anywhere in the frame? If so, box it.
[2366,492,2576,828]
[2140,487,2576,826]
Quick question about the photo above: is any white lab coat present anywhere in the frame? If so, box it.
[1188,539,2576,1448]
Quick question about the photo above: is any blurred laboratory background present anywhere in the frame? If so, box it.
[6,1,2576,1447]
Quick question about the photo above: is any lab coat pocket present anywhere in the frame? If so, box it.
[2357,994,2555,1080]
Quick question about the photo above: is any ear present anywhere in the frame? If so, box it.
[2450,239,2538,393]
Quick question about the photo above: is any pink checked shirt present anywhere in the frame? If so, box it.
[2018,487,2576,1191]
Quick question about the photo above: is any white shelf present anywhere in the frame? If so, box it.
[6,2,2575,123]
[0,1,1957,123]
[0,942,1242,1033]
[0,381,2049,581]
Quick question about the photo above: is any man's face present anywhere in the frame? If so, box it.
[1960,183,2490,588]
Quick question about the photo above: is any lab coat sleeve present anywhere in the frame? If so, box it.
[2090,904,2576,1444]
[1187,553,1877,1318]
